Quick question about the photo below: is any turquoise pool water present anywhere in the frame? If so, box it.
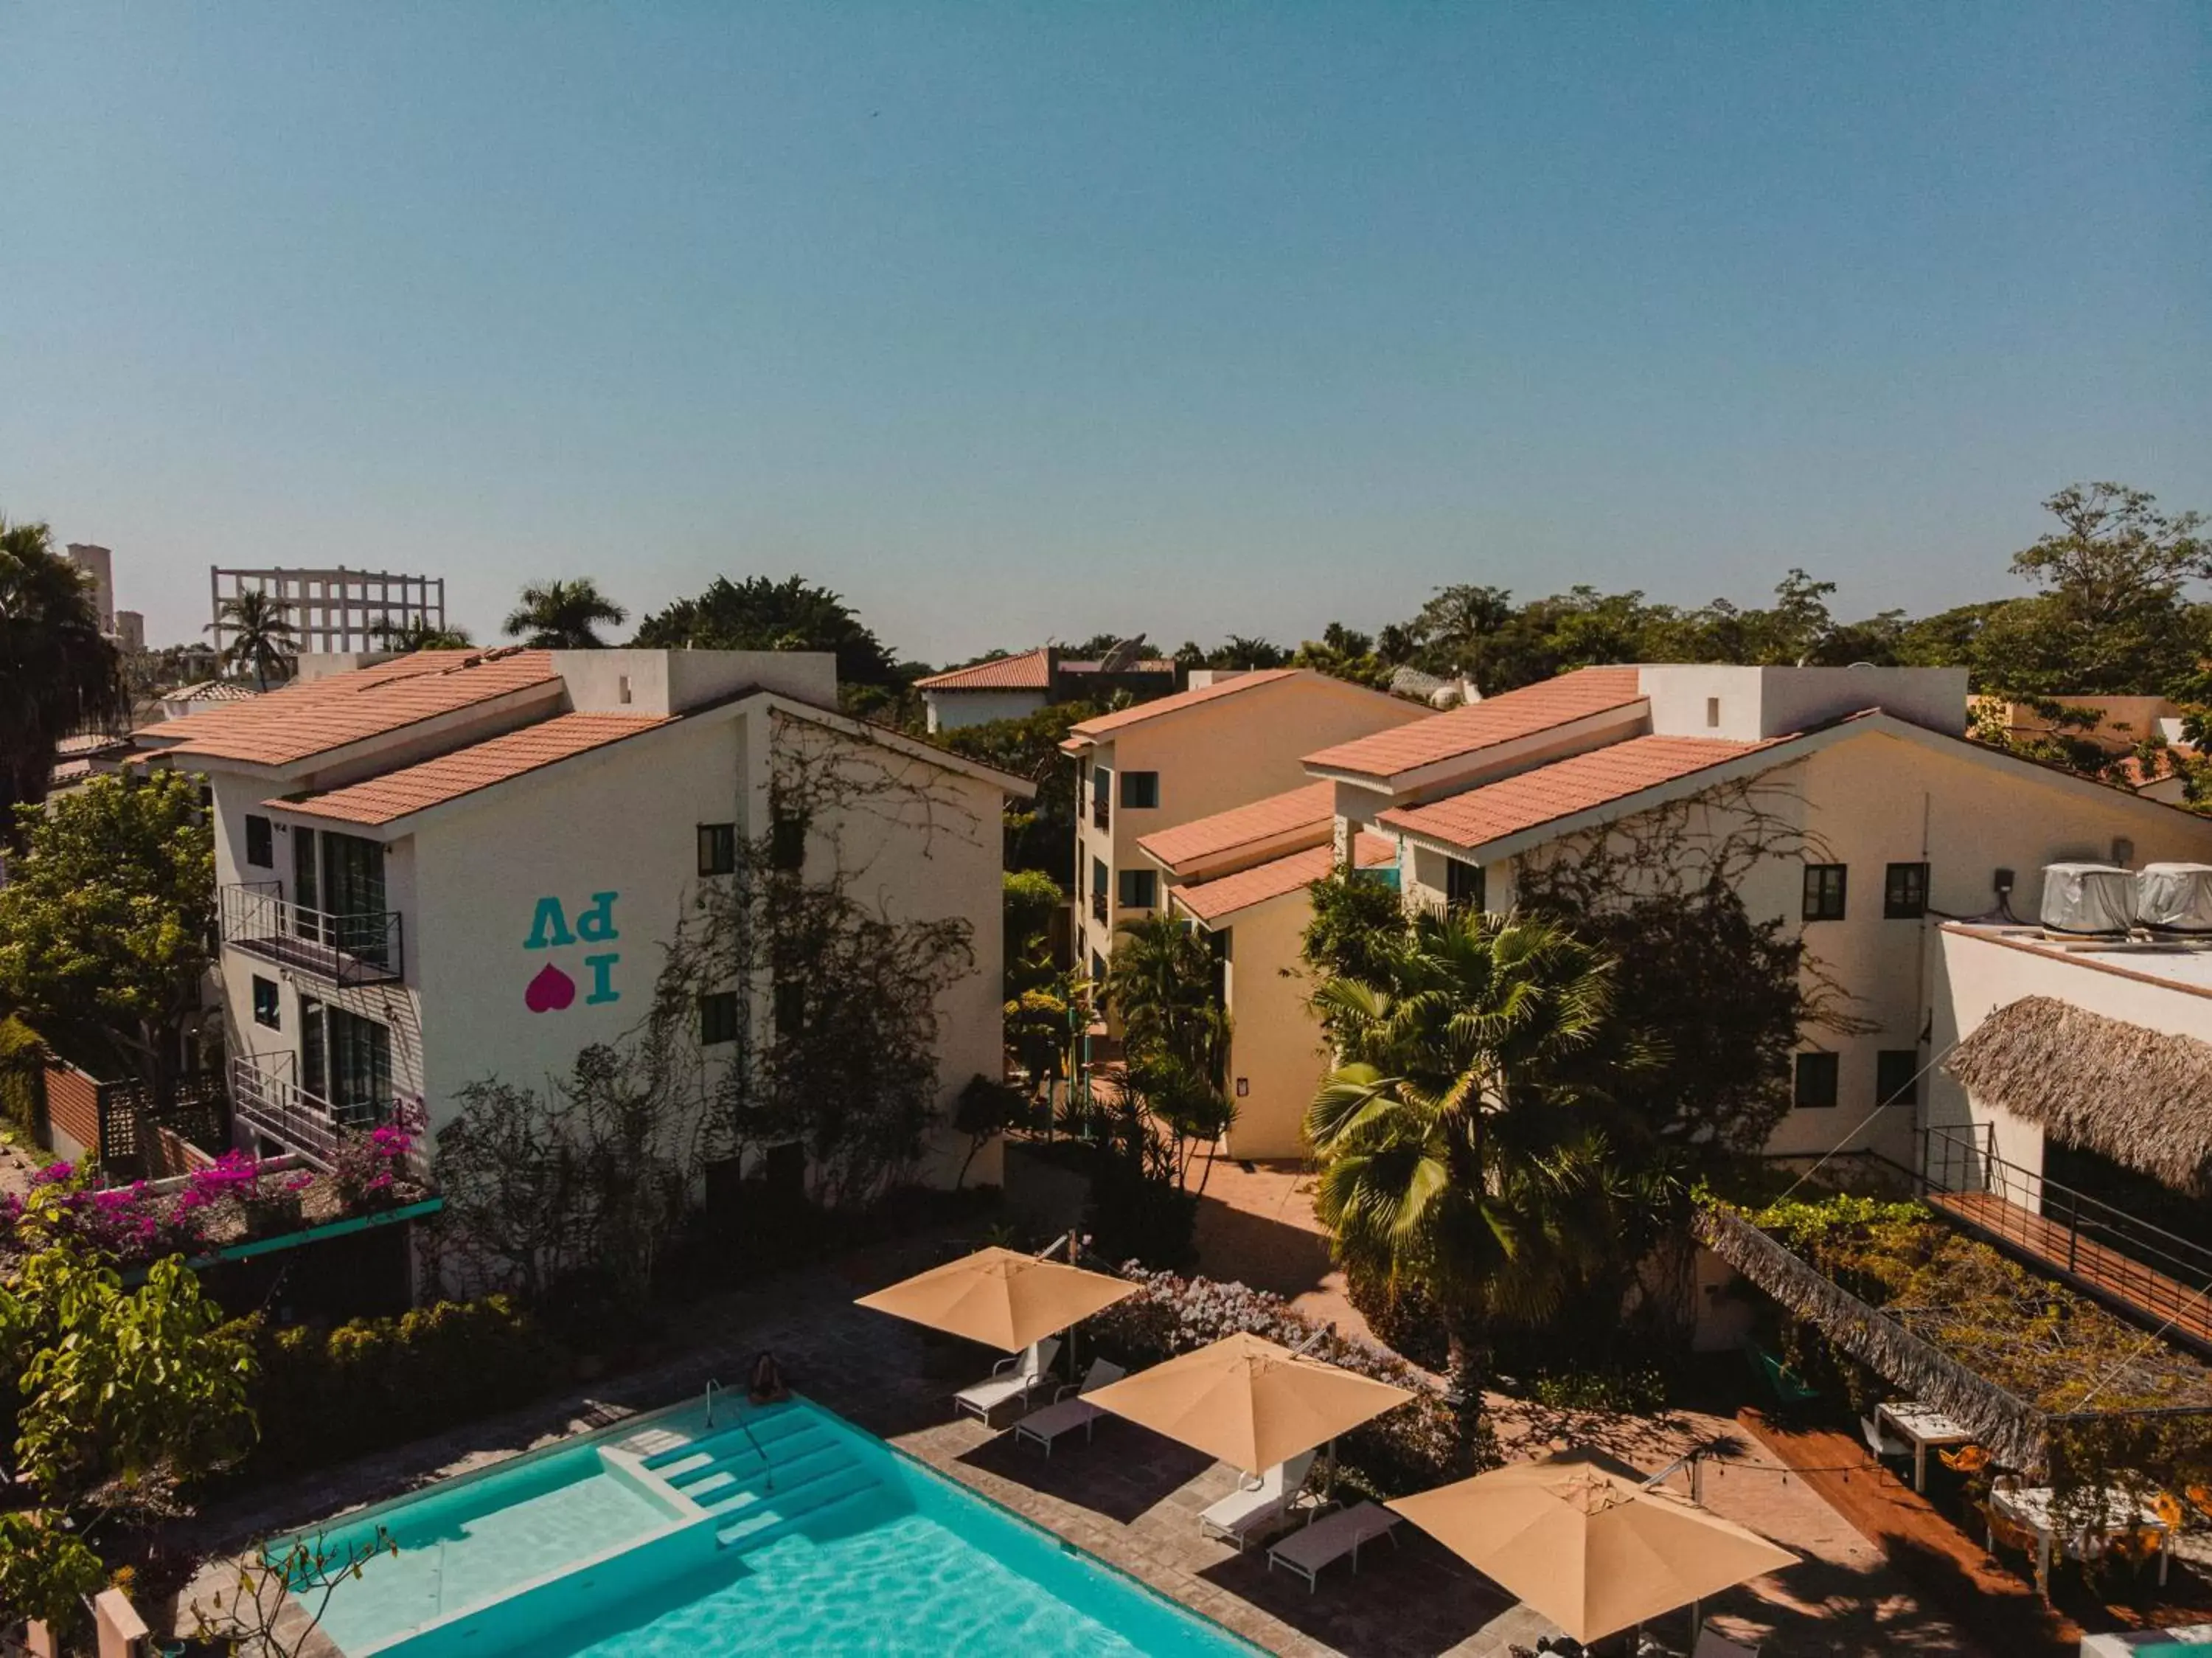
[295,1396,1256,1657]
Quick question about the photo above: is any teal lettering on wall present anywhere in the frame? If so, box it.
[524,897,575,950]
[583,953,620,1005]
[575,892,620,943]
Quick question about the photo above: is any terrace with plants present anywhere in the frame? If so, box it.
[1699,1190,2212,1516]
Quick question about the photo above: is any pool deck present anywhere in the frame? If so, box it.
[172,1227,1979,1657]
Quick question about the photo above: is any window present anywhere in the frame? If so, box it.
[1118,868,1158,910]
[774,979,805,1035]
[769,811,806,871]
[1091,766,1111,830]
[245,814,274,870]
[1091,950,1106,985]
[1705,696,1721,729]
[251,976,280,1030]
[1883,862,1928,919]
[1444,857,1484,914]
[1802,864,1848,922]
[1793,1052,1840,1109]
[1877,1049,1921,1107]
[698,823,737,876]
[1120,771,1160,809]
[700,991,740,1046]
[301,1003,391,1112]
[1091,857,1110,923]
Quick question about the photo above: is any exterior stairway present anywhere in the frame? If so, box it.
[641,1404,887,1555]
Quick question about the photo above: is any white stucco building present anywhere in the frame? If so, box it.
[134,647,1031,1191]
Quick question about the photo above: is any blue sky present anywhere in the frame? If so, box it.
[4,4,2206,660]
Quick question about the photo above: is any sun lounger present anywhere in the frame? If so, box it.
[1265,1499,1401,1591]
[954,1336,1060,1422]
[1012,1358,1126,1454]
[1199,1449,1318,1549]
[1691,1630,1759,1658]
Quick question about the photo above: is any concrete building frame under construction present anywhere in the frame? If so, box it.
[210,566,447,654]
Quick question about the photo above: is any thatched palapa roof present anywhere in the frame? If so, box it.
[1944,996,2212,1194]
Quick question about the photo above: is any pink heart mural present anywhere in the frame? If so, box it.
[525,962,577,1013]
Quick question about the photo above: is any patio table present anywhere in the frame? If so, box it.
[1875,1401,1974,1493]
[1989,1483,2172,1598]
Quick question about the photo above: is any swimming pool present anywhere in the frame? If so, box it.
[288,1395,1260,1657]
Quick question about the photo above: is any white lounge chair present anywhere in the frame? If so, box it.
[1691,1628,1761,1658]
[1199,1449,1318,1549]
[1013,1359,1126,1454]
[954,1336,1060,1422]
[1265,1499,1401,1591]
[1861,1413,1910,1461]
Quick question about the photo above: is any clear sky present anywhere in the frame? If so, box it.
[4,4,2206,662]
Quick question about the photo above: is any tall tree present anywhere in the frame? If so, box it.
[1306,909,1622,1456]
[503,578,627,648]
[208,589,299,690]
[0,771,215,1092]
[632,575,898,687]
[0,518,122,825]
[1103,913,1234,1189]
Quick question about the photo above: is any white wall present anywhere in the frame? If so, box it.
[924,688,1050,733]
[550,648,838,715]
[1637,665,1967,742]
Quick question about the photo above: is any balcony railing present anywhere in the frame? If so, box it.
[1921,1124,2212,1350]
[231,1055,393,1171]
[220,881,403,987]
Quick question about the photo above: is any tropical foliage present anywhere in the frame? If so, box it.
[1304,908,1629,1452]
[0,771,215,1093]
[373,615,475,651]
[208,587,299,690]
[1103,912,1234,1190]
[503,577,628,648]
[0,516,121,825]
[633,574,901,691]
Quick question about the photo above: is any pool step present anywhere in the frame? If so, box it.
[641,1406,815,1477]
[658,1425,836,1490]
[713,1463,885,1554]
[678,1440,849,1505]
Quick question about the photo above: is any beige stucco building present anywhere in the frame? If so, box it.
[1144,664,2212,1162]
[1058,669,1429,982]
[134,647,1031,1193]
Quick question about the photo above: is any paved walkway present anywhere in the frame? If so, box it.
[167,1224,1975,1657]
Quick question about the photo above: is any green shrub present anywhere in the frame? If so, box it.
[1342,1259,1447,1370]
[0,1014,44,1140]
[1086,1153,1197,1271]
[243,1296,563,1473]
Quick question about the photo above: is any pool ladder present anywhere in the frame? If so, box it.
[704,1379,773,1491]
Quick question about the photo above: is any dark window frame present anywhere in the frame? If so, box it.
[1877,1049,1921,1107]
[1794,1051,1840,1109]
[768,812,806,872]
[1120,771,1161,810]
[1883,861,1929,920]
[251,975,280,1030]
[698,822,737,877]
[245,814,274,870]
[700,990,740,1046]
[1444,857,1484,914]
[1118,867,1158,910]
[1802,864,1848,922]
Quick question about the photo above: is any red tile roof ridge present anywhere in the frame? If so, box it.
[1137,782,1337,870]
[1304,665,1645,780]
[1063,668,1309,741]
[917,648,1054,690]
[1175,830,1395,923]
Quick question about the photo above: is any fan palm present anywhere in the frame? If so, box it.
[207,589,298,690]
[0,518,122,826]
[503,579,627,649]
[1306,907,1624,1457]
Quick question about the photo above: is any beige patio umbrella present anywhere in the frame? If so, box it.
[1083,1331,1414,1473]
[853,1246,1140,1353]
[1388,1456,1796,1643]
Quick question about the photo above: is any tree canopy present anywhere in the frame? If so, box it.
[503,577,628,648]
[633,574,900,687]
[0,517,121,827]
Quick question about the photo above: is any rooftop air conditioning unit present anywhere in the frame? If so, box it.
[2135,864,2212,935]
[2039,863,2135,935]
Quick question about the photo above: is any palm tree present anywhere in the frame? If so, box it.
[207,589,298,690]
[503,579,627,648]
[0,517,121,826]
[1306,908,1623,1459]
[373,615,474,652]
[1103,913,1234,1190]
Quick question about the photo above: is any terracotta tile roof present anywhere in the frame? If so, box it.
[917,648,1054,691]
[276,712,672,825]
[1304,667,1645,781]
[1176,831,1396,924]
[1063,669,1304,745]
[1061,659,1176,676]
[156,679,260,704]
[135,650,558,767]
[54,732,131,757]
[1137,783,1336,873]
[1378,732,1789,851]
